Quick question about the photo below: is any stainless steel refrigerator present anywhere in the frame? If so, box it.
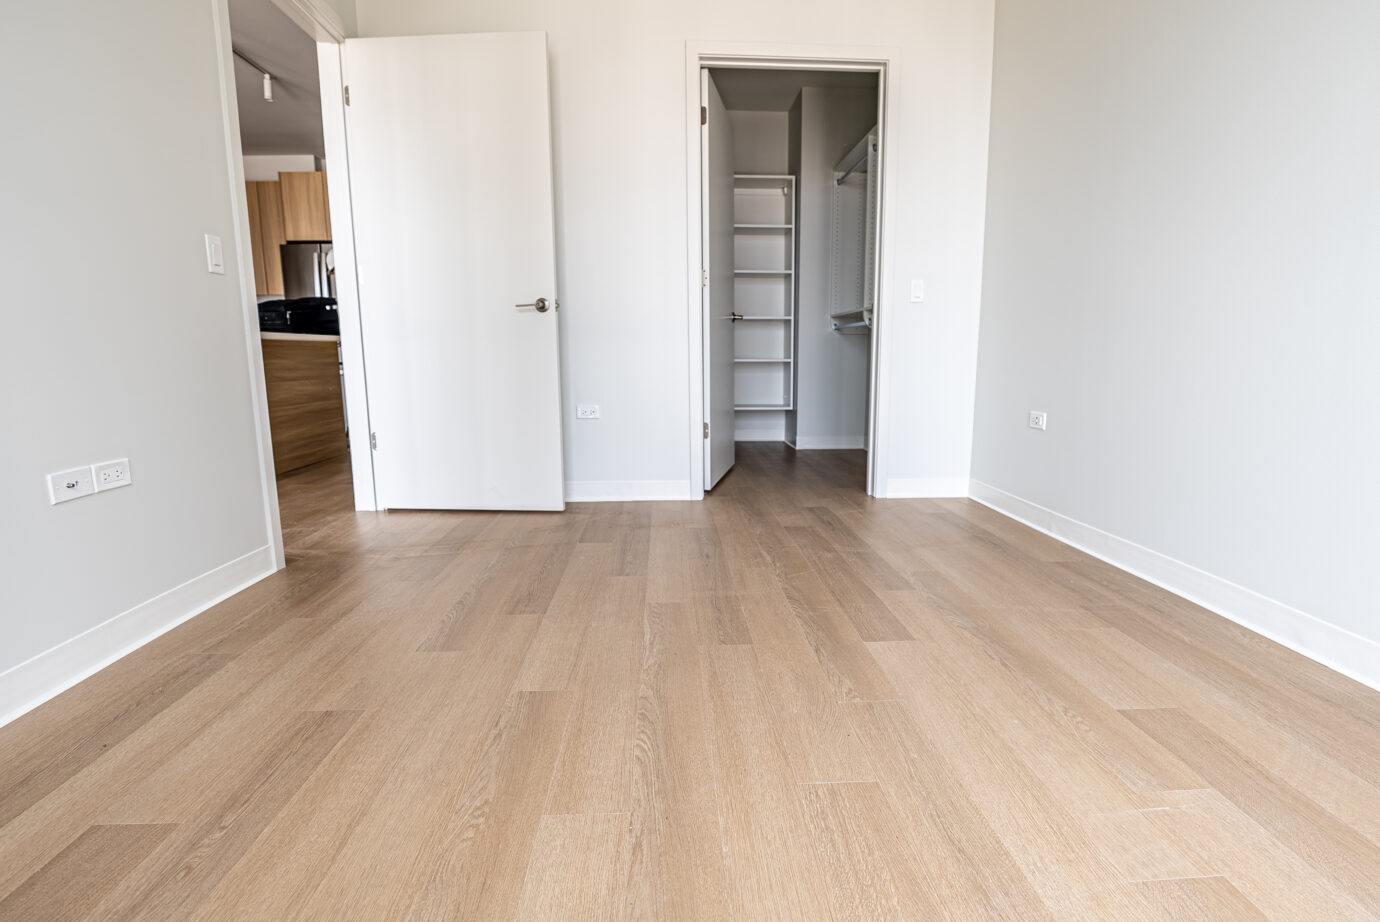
[280,243,335,300]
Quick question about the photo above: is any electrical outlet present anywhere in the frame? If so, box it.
[1028,410,1048,431]
[94,458,132,491]
[48,466,95,504]
[576,405,600,419]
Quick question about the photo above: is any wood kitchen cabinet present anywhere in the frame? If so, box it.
[261,334,348,474]
[280,171,331,242]
[245,180,286,295]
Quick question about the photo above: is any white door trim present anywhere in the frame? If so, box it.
[316,42,379,510]
[270,0,347,43]
[684,41,899,499]
[218,0,379,512]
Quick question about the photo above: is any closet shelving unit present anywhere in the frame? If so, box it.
[732,174,797,412]
[829,130,879,336]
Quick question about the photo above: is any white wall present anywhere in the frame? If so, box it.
[320,0,357,36]
[0,0,276,719]
[353,0,995,499]
[243,153,318,181]
[973,0,1380,682]
[728,110,788,175]
[793,87,877,451]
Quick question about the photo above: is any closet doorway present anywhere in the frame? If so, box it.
[691,55,888,497]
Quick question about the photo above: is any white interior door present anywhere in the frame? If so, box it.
[343,32,564,510]
[702,70,736,489]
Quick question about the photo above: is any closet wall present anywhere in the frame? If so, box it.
[724,83,878,449]
[729,111,790,175]
[793,87,878,449]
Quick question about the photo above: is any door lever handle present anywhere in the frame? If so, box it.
[516,297,550,313]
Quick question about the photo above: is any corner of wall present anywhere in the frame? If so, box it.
[968,480,1380,693]
[0,546,276,728]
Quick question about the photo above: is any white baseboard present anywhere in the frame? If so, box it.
[0,545,277,728]
[735,428,786,442]
[564,480,696,502]
[793,435,865,450]
[968,480,1380,693]
[883,476,971,498]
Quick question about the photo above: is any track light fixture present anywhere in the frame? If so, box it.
[232,46,276,104]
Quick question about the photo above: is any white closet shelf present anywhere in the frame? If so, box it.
[830,308,869,319]
[731,174,796,420]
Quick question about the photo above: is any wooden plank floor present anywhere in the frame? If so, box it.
[3,442,1379,920]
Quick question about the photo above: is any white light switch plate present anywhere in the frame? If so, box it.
[909,279,925,302]
[48,466,95,504]
[205,234,225,274]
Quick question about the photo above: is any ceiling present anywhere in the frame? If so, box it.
[229,0,324,156]
[709,68,879,112]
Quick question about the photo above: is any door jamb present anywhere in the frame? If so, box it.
[314,41,379,511]
[685,41,897,500]
[217,0,380,520]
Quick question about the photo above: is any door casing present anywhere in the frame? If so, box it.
[685,42,897,500]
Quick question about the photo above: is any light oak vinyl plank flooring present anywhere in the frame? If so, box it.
[2,443,1378,920]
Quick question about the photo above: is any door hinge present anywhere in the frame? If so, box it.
[703,422,710,439]
[369,431,376,450]
[701,105,707,126]
[343,85,351,106]
[702,269,708,288]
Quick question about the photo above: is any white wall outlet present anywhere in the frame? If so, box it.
[48,466,95,504]
[204,233,224,274]
[910,279,925,302]
[1028,410,1048,430]
[94,458,132,491]
[576,405,600,419]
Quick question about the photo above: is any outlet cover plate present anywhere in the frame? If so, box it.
[576,405,600,419]
[1028,410,1048,431]
[94,458,133,491]
[48,466,95,504]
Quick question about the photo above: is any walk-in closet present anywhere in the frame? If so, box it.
[701,67,881,489]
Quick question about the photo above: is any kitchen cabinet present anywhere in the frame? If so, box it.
[261,333,348,474]
[245,180,286,295]
[280,171,331,242]
[246,183,267,293]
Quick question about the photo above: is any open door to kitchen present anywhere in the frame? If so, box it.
[342,31,565,511]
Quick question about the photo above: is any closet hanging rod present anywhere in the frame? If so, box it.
[835,142,877,185]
